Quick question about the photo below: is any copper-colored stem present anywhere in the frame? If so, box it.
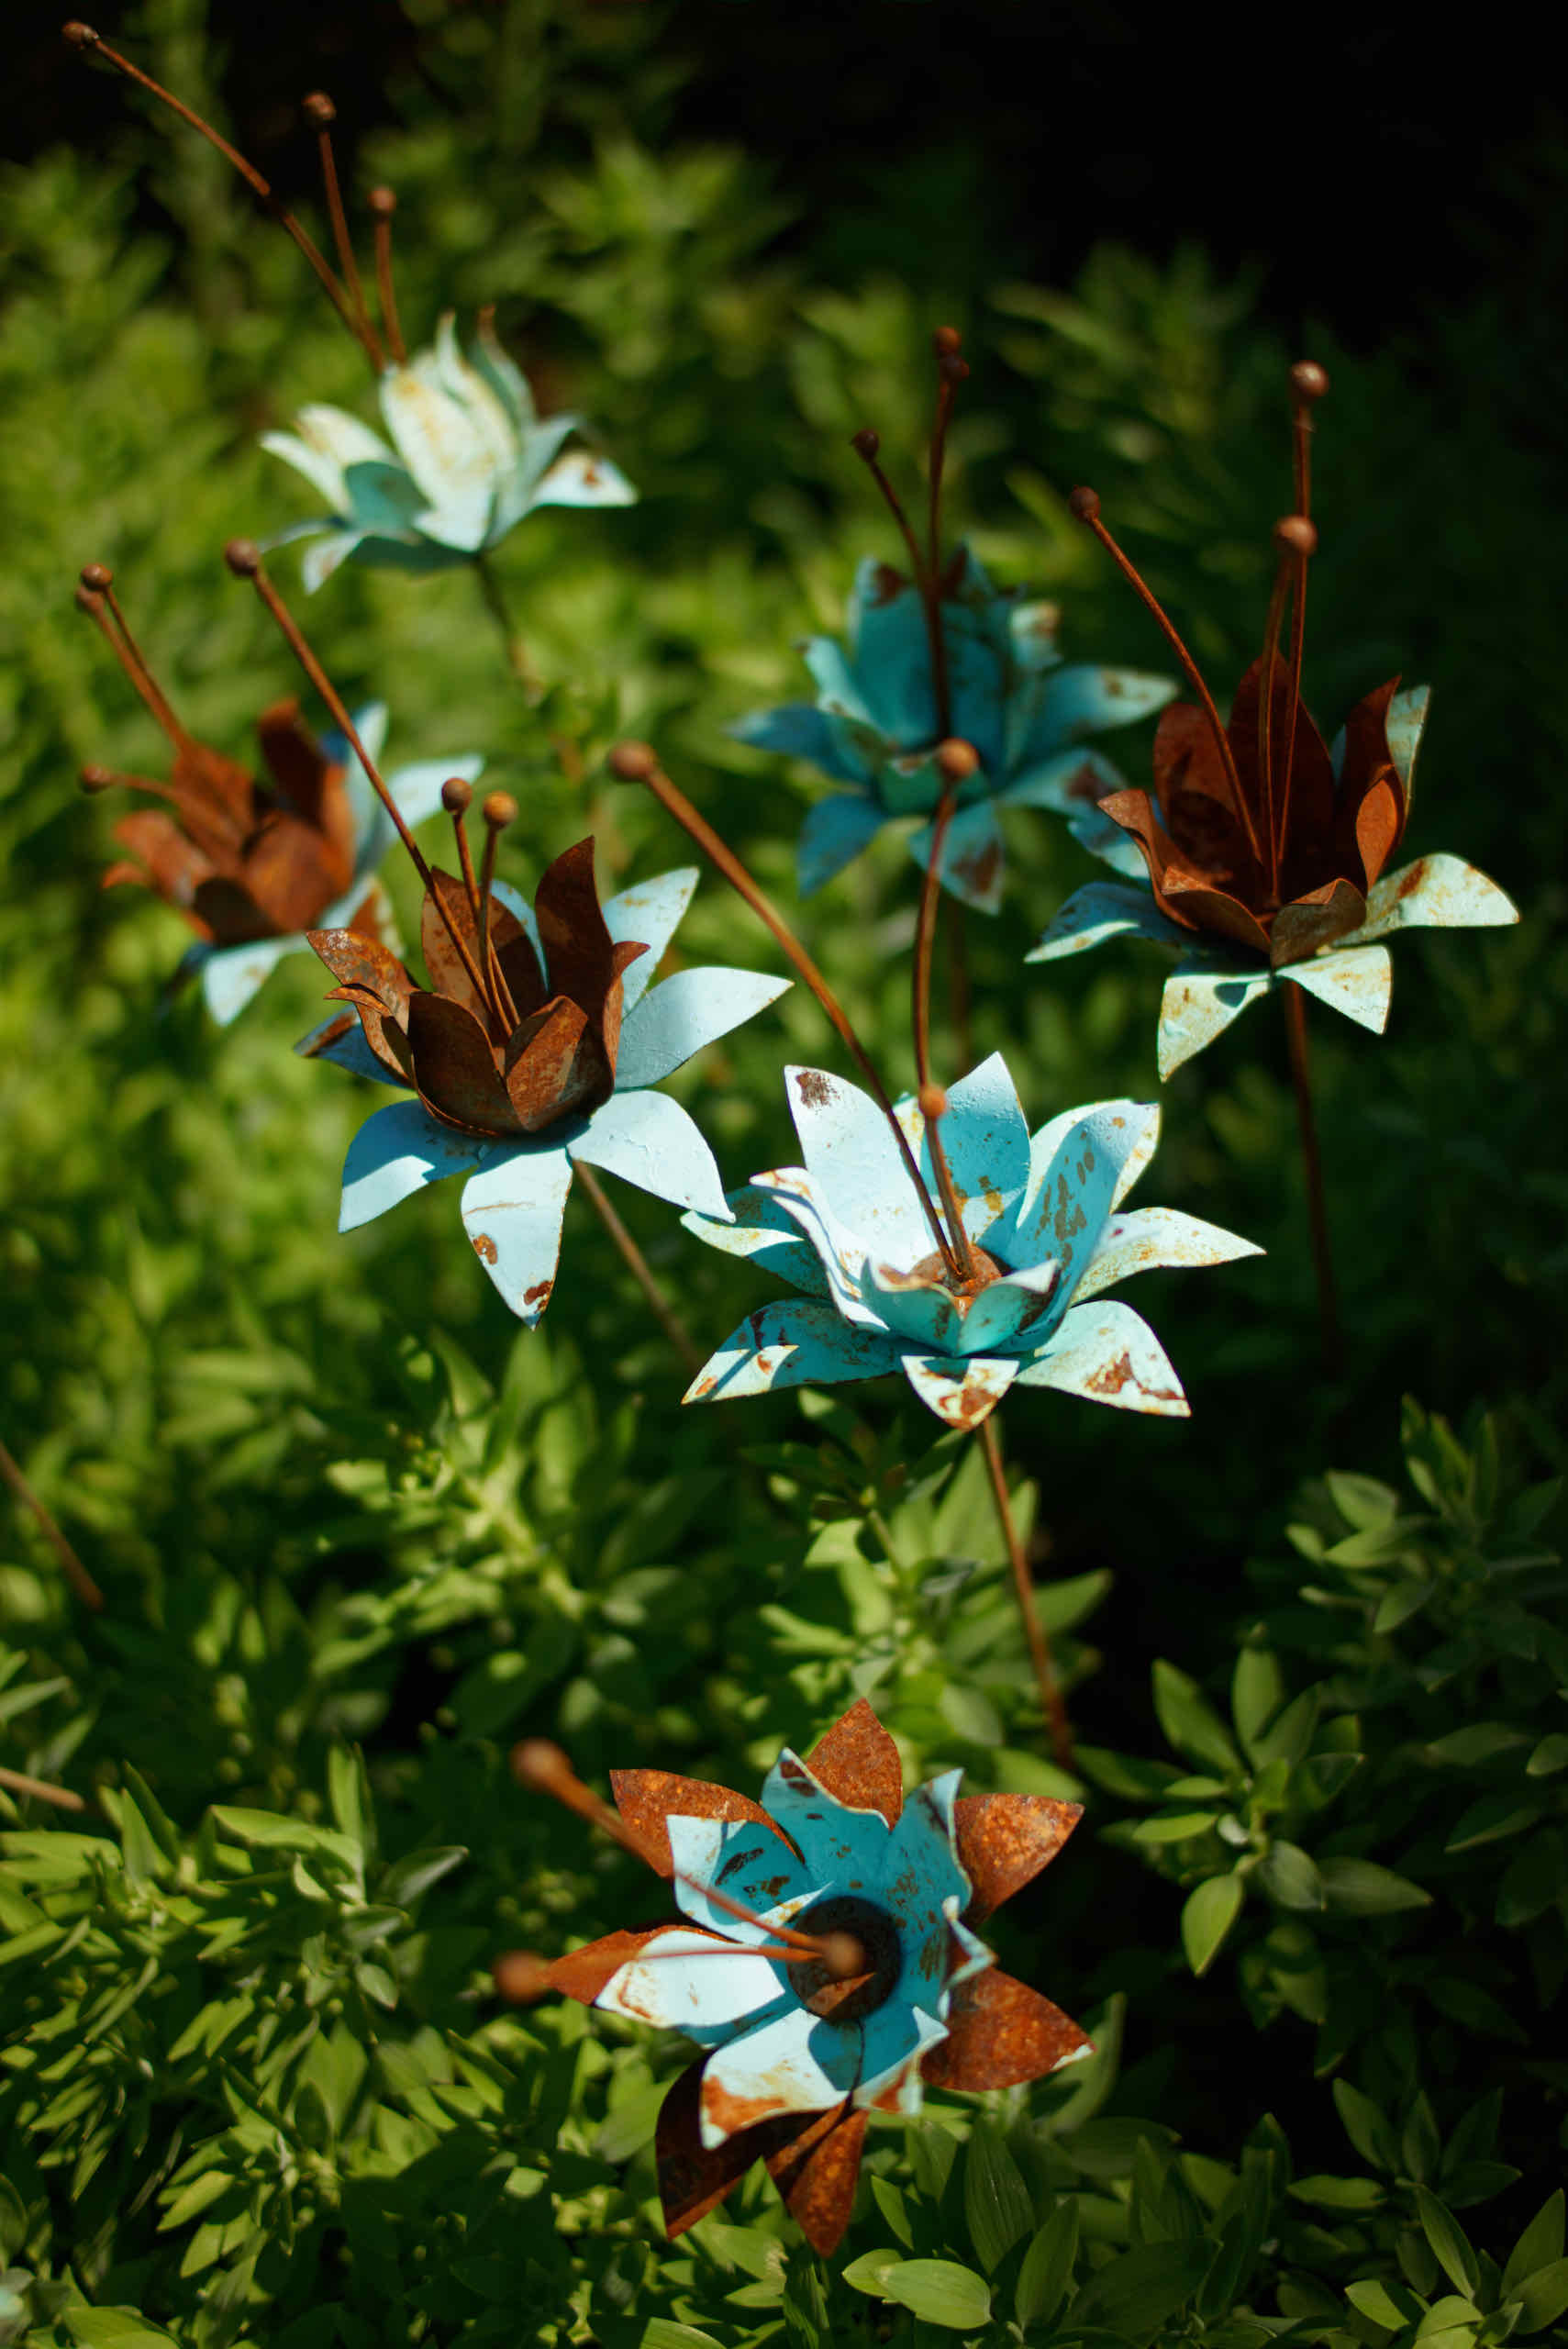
[1257,552,1292,901]
[0,1764,88,1814]
[373,206,406,366]
[243,560,492,1008]
[475,819,521,1031]
[81,592,189,755]
[71,29,363,352]
[601,1938,840,1972]
[925,381,955,736]
[0,1438,105,1611]
[574,1163,703,1376]
[860,451,929,603]
[449,812,506,1032]
[315,128,383,368]
[1275,548,1311,862]
[912,786,957,1095]
[1080,507,1265,870]
[1282,985,1340,1375]
[926,1119,978,1285]
[627,751,961,1277]
[979,1416,1072,1769]
[83,766,182,807]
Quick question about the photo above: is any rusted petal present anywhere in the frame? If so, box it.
[106,809,217,915]
[504,995,594,1132]
[308,925,415,1011]
[1338,676,1402,801]
[609,1770,786,1875]
[256,696,359,877]
[422,869,491,1022]
[534,839,648,1026]
[955,1793,1083,1925]
[658,2058,815,2241]
[920,1968,1090,2092]
[1156,869,1274,959]
[804,1697,904,1827]
[596,937,649,1076]
[170,738,257,852]
[406,988,524,1135]
[1152,702,1255,876]
[190,873,284,946]
[548,1924,680,2006]
[765,2100,868,2257]
[1268,877,1367,967]
[1229,656,1336,847]
[1351,776,1402,889]
[496,920,546,1019]
[237,808,347,934]
[346,886,389,943]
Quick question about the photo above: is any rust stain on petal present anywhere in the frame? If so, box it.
[767,2100,867,2257]
[610,1769,784,1874]
[805,1697,904,1825]
[794,1069,834,1108]
[471,1230,498,1265]
[921,1967,1091,2093]
[956,1792,1084,1924]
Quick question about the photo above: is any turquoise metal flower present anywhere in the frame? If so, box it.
[732,545,1174,911]
[262,314,637,592]
[682,1052,1258,1427]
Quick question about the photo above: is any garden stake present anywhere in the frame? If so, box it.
[980,1414,1072,1768]
[1283,984,1340,1372]
[0,1438,104,1611]
[367,185,406,366]
[572,1161,703,1376]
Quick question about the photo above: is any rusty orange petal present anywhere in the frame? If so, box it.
[1157,868,1275,958]
[256,696,357,879]
[954,1793,1083,1925]
[597,937,651,1076]
[106,808,217,920]
[1152,703,1254,874]
[609,1769,784,1876]
[534,839,647,1023]
[765,2099,867,2257]
[1229,657,1337,847]
[239,809,346,934]
[422,871,491,1023]
[1339,677,1402,805]
[171,738,257,851]
[546,1923,684,2006]
[309,926,414,1010]
[407,989,523,1135]
[1269,876,1367,967]
[805,1698,905,1826]
[657,2058,817,2240]
[920,1968,1091,2093]
[503,996,593,1130]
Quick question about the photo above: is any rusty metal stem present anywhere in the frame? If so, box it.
[315,128,383,368]
[634,758,961,1277]
[76,31,366,355]
[1282,985,1341,1374]
[0,1764,87,1813]
[0,1440,105,1610]
[924,381,955,737]
[1083,510,1264,870]
[926,1122,978,1284]
[1257,552,1292,899]
[862,455,931,611]
[912,786,957,1095]
[85,594,190,755]
[1275,547,1310,858]
[978,1417,1073,1769]
[374,210,406,366]
[475,819,521,1031]
[573,1163,702,1376]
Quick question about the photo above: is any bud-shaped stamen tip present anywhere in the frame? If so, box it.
[79,562,113,594]
[932,324,962,356]
[917,1082,949,1123]
[607,740,658,783]
[367,187,406,365]
[368,184,397,218]
[74,584,103,614]
[850,426,881,462]
[441,776,473,816]
[935,737,979,783]
[224,539,261,578]
[1067,485,1101,523]
[482,792,517,832]
[1289,360,1330,404]
[817,1930,871,1985]
[80,765,114,793]
[301,90,335,125]
[492,1951,554,2005]
[1273,515,1318,558]
[511,1738,573,1793]
[61,20,100,48]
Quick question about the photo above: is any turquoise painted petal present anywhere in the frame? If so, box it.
[340,1100,485,1232]
[946,631,1008,774]
[683,1299,899,1404]
[878,745,945,819]
[750,1172,878,1326]
[569,1091,729,1219]
[1018,1298,1189,1417]
[907,799,1006,914]
[1068,799,1154,878]
[616,967,790,1092]
[591,1925,793,2048]
[1016,1101,1160,1244]
[459,1142,574,1324]
[999,744,1126,812]
[959,1259,1063,1353]
[900,1351,1019,1428]
[869,1770,969,2009]
[602,867,698,1012]
[199,932,306,1024]
[1157,958,1273,1080]
[471,310,538,433]
[850,562,940,743]
[666,1815,814,1943]
[802,636,876,727]
[680,1186,833,1303]
[1028,882,1186,964]
[699,2005,859,2146]
[1011,1100,1161,1297]
[732,703,867,785]
[1007,596,1064,674]
[1073,1205,1262,1305]
[915,1050,1031,1241]
[862,1258,966,1353]
[339,458,429,540]
[295,1013,391,1085]
[509,415,576,499]
[762,1749,893,1884]
[1337,853,1519,943]
[796,794,884,895]
[317,700,387,852]
[856,2004,948,2112]
[1284,948,1391,1033]
[1022,665,1178,761]
[784,1066,930,1265]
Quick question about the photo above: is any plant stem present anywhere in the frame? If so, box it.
[0,1764,87,1813]
[1282,984,1341,1374]
[573,1163,702,1376]
[0,1438,105,1610]
[978,1416,1073,1769]
[474,552,539,697]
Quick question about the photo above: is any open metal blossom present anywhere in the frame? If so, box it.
[681,1052,1258,1428]
[262,312,637,591]
[735,541,1173,912]
[531,1698,1088,2255]
[75,565,480,1022]
[300,831,789,1324]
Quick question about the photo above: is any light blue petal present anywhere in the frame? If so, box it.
[1068,799,1155,878]
[339,457,430,540]
[301,531,368,594]
[868,1769,969,2009]
[915,1050,1031,1241]
[198,932,307,1023]
[511,415,577,499]
[1283,948,1392,1033]
[1335,854,1518,945]
[569,1090,729,1219]
[489,877,542,970]
[907,799,1006,914]
[380,358,502,529]
[958,1259,1064,1353]
[591,1925,793,2048]
[900,1351,1019,1428]
[295,1013,394,1085]
[848,561,938,744]
[699,2004,859,2145]
[603,867,698,1013]
[784,1067,930,1266]
[340,1100,485,1232]
[1020,665,1177,761]
[1157,958,1273,1079]
[861,1260,967,1353]
[683,1299,899,1404]
[1019,1099,1161,1230]
[1007,596,1063,674]
[666,1815,814,1944]
[795,794,885,895]
[877,745,946,819]
[945,633,1008,774]
[1386,685,1430,800]
[761,1748,893,1887]
[749,1173,881,1326]
[801,635,877,728]
[373,753,484,872]
[614,967,790,1092]
[525,450,637,512]
[1018,1297,1189,1417]
[1027,882,1187,964]
[459,1142,574,1324]
[856,2003,948,2114]
[999,744,1127,812]
[471,311,538,434]
[1010,1100,1162,1299]
[679,1185,833,1303]
[732,704,867,786]
[1073,1206,1262,1304]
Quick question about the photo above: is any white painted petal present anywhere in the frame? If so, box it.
[570,1089,729,1219]
[594,1928,795,2045]
[1284,948,1392,1033]
[699,2005,859,2147]
[1018,1298,1189,1417]
[1157,959,1273,1079]
[458,1142,574,1324]
[341,1100,485,1232]
[684,1300,900,1404]
[295,1012,390,1085]
[680,1186,833,1302]
[528,450,639,510]
[603,867,700,1012]
[665,1816,813,1944]
[378,753,484,860]
[900,1351,1019,1428]
[1011,1098,1162,1286]
[1027,881,1187,963]
[749,1173,878,1326]
[199,933,306,1024]
[293,402,399,473]
[301,532,368,594]
[1073,1205,1263,1304]
[259,428,350,512]
[430,314,517,473]
[784,1066,930,1264]
[381,360,502,519]
[1336,853,1519,944]
[614,968,790,1092]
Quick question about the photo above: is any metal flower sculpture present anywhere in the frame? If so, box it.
[681,1052,1258,1429]
[75,563,480,1022]
[1028,375,1518,1078]
[509,1702,1088,2255]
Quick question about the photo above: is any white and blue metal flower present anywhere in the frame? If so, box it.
[682,1052,1259,1427]
[732,545,1174,911]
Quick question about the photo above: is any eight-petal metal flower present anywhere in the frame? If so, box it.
[262,313,637,591]
[733,544,1174,911]
[538,1698,1088,2254]
[1029,676,1519,1077]
[300,841,789,1324]
[681,1053,1258,1427]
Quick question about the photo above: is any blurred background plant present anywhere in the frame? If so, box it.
[3,0,1565,2340]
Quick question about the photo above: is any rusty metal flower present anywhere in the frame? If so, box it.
[527,1699,1088,2255]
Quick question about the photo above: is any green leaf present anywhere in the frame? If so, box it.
[638,2324,724,2349]
[1181,1874,1245,1976]
[1503,2194,1564,2297]
[65,2313,179,2347]
[1256,1841,1323,1910]
[1152,1661,1241,1776]
[1325,1472,1401,1531]
[870,2175,914,2248]
[1526,1735,1568,1777]
[1346,2278,1424,2331]
[378,1847,467,1908]
[940,1682,1004,1746]
[881,2260,991,2329]
[1422,1725,1530,1767]
[1374,1580,1434,1633]
[1318,1857,1432,1914]
[1416,2188,1480,2299]
[963,2120,1034,2273]
[1446,1795,1541,1852]
[1231,1649,1286,1758]
[1333,2082,1399,2174]
[1062,2120,1177,2181]
[840,2250,901,2299]
[1290,2176,1387,2210]
[1067,2240,1210,2339]
[207,1808,359,1868]
[1016,2201,1078,2328]
[1132,1809,1224,1844]
[1514,2259,1568,2334]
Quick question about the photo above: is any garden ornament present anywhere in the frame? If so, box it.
[732,327,1173,909]
[74,562,481,1022]
[1028,366,1518,1079]
[500,1702,1088,2255]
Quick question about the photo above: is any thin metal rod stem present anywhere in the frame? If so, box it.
[475,819,521,1031]
[0,1439,105,1610]
[978,1417,1072,1769]
[0,1765,87,1814]
[1282,985,1341,1374]
[80,593,189,755]
[1275,546,1311,857]
[574,1163,702,1376]
[912,787,958,1096]
[1257,552,1292,900]
[926,1122,978,1284]
[373,203,406,366]
[314,126,382,367]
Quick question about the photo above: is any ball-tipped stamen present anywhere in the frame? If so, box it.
[79,763,181,806]
[75,562,194,761]
[302,91,383,368]
[368,186,406,368]
[1272,511,1319,862]
[477,793,521,1030]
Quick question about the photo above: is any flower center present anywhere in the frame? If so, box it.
[906,1245,1005,1306]
[791,1895,902,2022]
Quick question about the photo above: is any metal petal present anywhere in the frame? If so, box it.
[801,634,877,728]
[761,1746,894,1884]
[548,1923,684,2005]
[795,793,885,894]
[907,799,1006,914]
[1018,1298,1189,1417]
[957,1260,1063,1354]
[340,1099,485,1232]
[1284,947,1392,1033]
[869,1773,969,1978]
[199,932,306,1024]
[600,867,697,1011]
[679,1186,833,1303]
[699,2003,860,2148]
[862,1259,968,1353]
[295,1009,394,1085]
[1068,797,1155,878]
[471,307,538,432]
[353,751,484,880]
[665,1816,815,1945]
[1157,957,1273,1079]
[900,1351,1019,1428]
[855,2001,948,2110]
[1336,852,1519,943]
[407,989,522,1135]
[805,1698,905,1827]
[920,1968,1092,2092]
[954,1793,1083,1925]
[1023,663,1178,759]
[592,1925,794,2045]
[615,966,791,1091]
[658,2059,815,2241]
[1073,1205,1262,1304]
[1010,1099,1161,1295]
[750,1172,879,1324]
[300,531,368,593]
[569,1089,729,1219]
[527,448,638,511]
[1028,882,1188,963]
[611,1769,785,1873]
[683,1299,899,1405]
[732,704,868,786]
[380,359,500,543]
[915,1050,1032,1239]
[764,2101,868,2258]
[458,1141,574,1323]
[849,560,940,742]
[1000,744,1125,812]
[1385,685,1430,801]
[784,1067,930,1265]
[1268,878,1368,966]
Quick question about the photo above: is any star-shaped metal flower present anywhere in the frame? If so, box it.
[299,838,790,1325]
[734,544,1173,912]
[680,1052,1258,1427]
[535,1698,1088,2255]
[262,312,636,591]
